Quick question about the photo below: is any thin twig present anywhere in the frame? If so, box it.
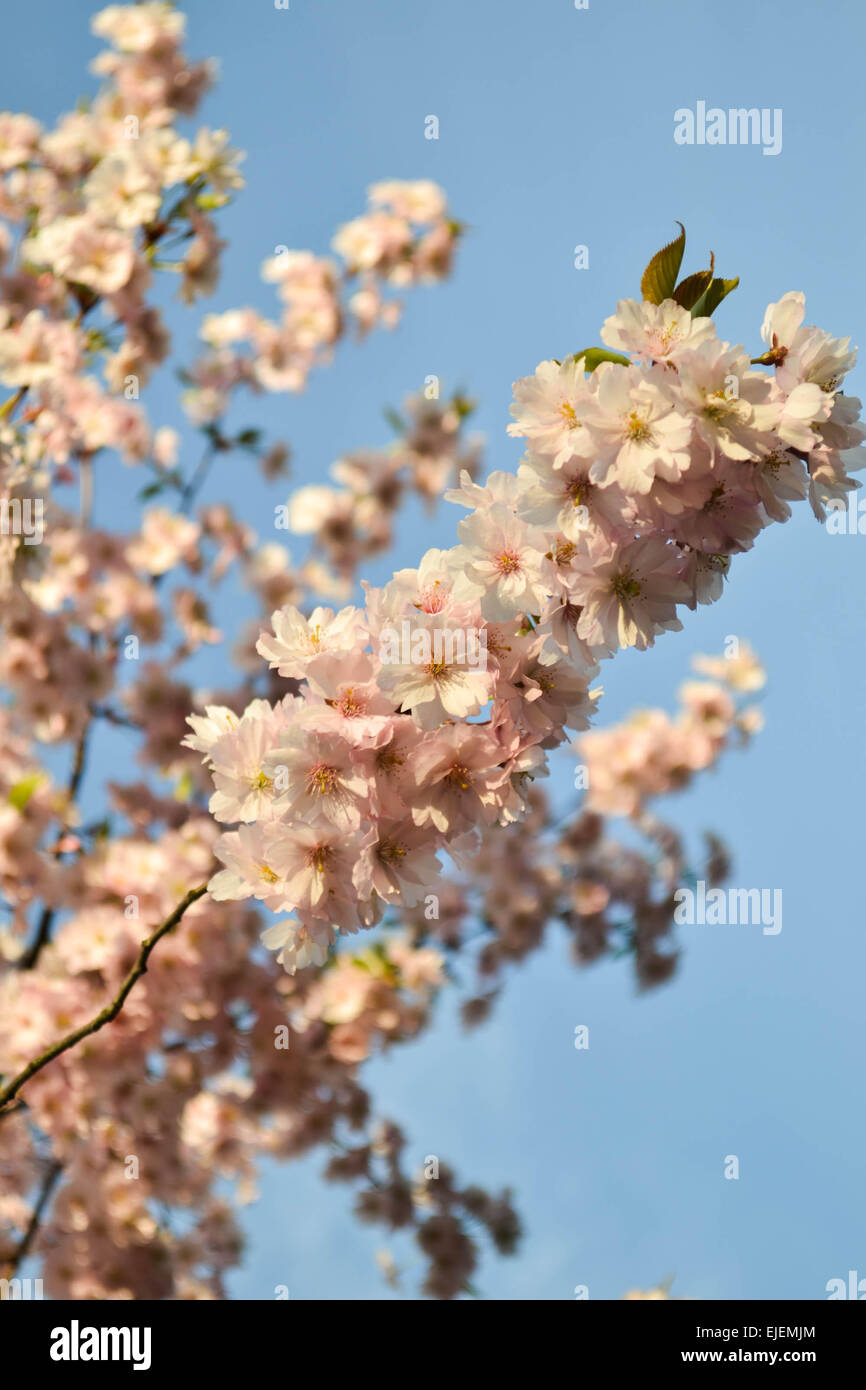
[0,1159,62,1280]
[79,455,94,528]
[18,718,93,971]
[179,443,216,514]
[0,883,209,1114]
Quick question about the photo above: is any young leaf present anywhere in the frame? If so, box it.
[8,773,44,812]
[574,347,630,372]
[383,406,405,435]
[138,479,167,501]
[452,392,476,419]
[673,269,713,310]
[235,428,262,452]
[640,223,686,304]
[692,275,740,318]
[173,769,194,803]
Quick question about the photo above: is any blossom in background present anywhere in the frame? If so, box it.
[0,0,520,1307]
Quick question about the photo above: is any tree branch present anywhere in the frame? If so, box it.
[0,883,209,1114]
[0,1158,62,1280]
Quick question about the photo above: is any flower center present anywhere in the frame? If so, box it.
[495,549,521,575]
[611,570,642,601]
[376,747,404,772]
[307,845,332,873]
[306,763,338,797]
[703,483,727,513]
[760,451,786,475]
[702,389,737,423]
[337,688,364,717]
[417,579,446,613]
[446,762,472,790]
[378,840,407,863]
[700,553,730,575]
[626,411,653,443]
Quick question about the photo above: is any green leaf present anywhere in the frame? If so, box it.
[640,223,686,304]
[173,770,194,803]
[350,945,396,980]
[692,275,740,318]
[8,774,44,812]
[573,347,630,372]
[383,406,405,435]
[137,480,167,500]
[452,392,476,419]
[195,192,230,211]
[673,269,713,310]
[235,428,262,453]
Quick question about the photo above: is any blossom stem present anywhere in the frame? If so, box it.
[79,456,94,528]
[180,442,216,514]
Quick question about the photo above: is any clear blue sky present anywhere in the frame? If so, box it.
[6,0,865,1299]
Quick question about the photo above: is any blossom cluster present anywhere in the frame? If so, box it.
[184,179,461,424]
[578,642,765,817]
[0,1,239,484]
[507,291,864,649]
[0,0,458,526]
[192,285,861,973]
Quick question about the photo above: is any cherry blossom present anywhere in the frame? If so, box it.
[0,3,861,1306]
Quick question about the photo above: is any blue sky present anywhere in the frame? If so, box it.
[6,0,865,1299]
